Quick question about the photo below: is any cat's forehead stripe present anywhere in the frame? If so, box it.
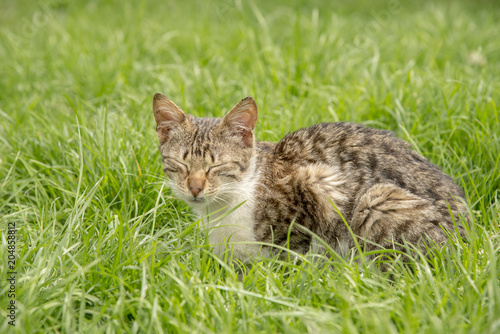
[189,117,221,158]
[194,117,221,127]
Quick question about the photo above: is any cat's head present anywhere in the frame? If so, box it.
[153,93,258,207]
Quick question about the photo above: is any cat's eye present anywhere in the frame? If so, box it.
[206,163,240,180]
[218,173,238,180]
[207,168,237,179]
[163,167,177,173]
[206,163,229,174]
[164,159,189,174]
[206,166,219,176]
[206,163,222,173]
[175,161,189,171]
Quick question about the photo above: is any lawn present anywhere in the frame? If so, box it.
[0,0,499,333]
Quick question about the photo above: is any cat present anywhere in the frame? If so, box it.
[153,93,468,262]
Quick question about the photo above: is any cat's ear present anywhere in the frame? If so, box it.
[222,97,258,147]
[153,93,186,143]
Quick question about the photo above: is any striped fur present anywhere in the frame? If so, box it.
[153,94,469,262]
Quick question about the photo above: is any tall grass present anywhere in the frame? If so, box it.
[0,0,499,332]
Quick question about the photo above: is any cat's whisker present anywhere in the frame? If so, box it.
[211,196,231,207]
[220,182,244,188]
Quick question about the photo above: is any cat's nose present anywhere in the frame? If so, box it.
[188,178,204,197]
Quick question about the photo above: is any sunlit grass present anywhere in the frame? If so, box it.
[0,0,499,333]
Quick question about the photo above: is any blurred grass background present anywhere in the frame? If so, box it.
[0,0,499,333]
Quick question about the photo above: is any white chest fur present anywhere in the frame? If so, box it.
[191,158,262,262]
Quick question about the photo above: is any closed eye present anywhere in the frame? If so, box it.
[163,167,177,173]
[164,158,189,174]
[219,173,238,180]
[207,162,232,174]
[175,160,189,172]
[207,162,241,180]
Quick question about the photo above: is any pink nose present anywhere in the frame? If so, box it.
[188,178,204,197]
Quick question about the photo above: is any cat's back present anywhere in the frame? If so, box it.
[271,122,464,201]
[274,122,408,164]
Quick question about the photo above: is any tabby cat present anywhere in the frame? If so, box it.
[153,93,468,262]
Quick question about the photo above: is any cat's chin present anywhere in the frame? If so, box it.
[174,190,222,207]
[188,197,206,204]
[172,190,209,206]
[184,196,212,207]
[185,195,227,210]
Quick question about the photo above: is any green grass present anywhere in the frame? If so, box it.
[1,0,499,332]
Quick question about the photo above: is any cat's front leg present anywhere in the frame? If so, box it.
[206,220,263,263]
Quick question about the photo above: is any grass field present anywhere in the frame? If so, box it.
[1,0,499,332]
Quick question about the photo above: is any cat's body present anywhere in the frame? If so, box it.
[153,94,468,262]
